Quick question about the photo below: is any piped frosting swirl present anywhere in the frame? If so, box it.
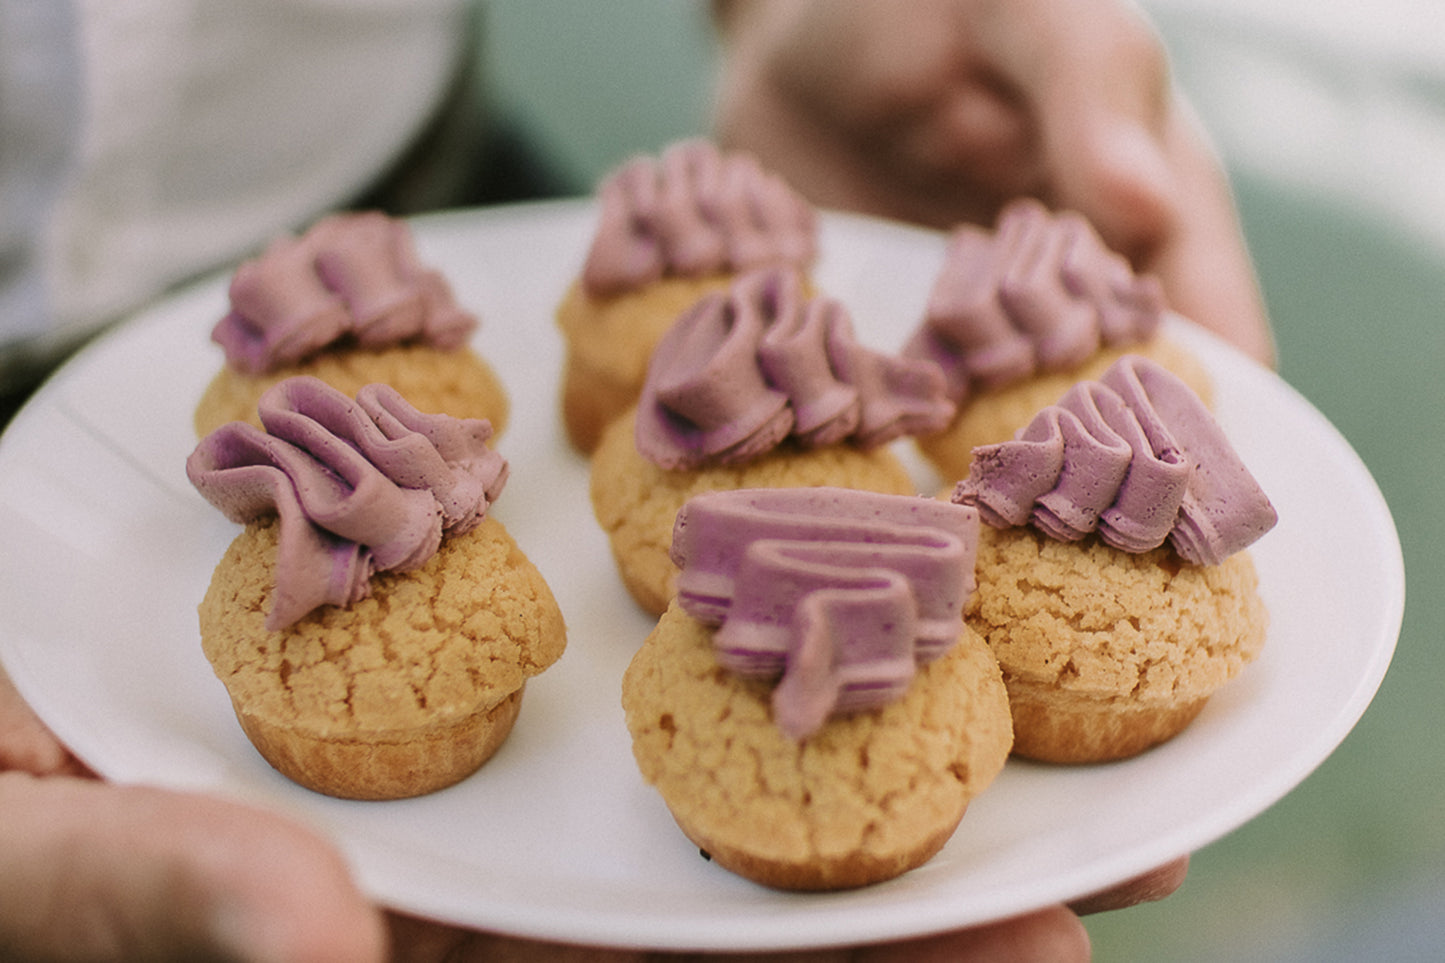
[634,268,955,469]
[212,212,477,374]
[952,355,1276,565]
[904,198,1165,404]
[187,377,507,630]
[581,139,817,297]
[671,487,980,740]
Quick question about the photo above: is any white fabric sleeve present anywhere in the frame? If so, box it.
[0,0,473,376]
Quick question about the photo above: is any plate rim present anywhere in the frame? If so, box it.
[0,199,1404,951]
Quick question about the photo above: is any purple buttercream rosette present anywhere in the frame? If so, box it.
[187,376,507,630]
[211,211,477,375]
[634,267,955,470]
[670,487,979,740]
[581,138,817,297]
[953,355,1276,565]
[903,197,1165,405]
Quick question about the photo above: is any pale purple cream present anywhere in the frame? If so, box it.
[953,355,1276,565]
[187,377,507,630]
[211,212,477,374]
[904,198,1165,404]
[580,139,817,297]
[634,268,955,470]
[671,487,980,740]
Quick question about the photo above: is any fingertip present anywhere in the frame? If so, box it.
[1069,855,1191,916]
[987,906,1092,963]
[0,776,388,963]
[0,664,87,777]
[192,797,389,963]
[859,906,1090,963]
[211,900,386,963]
[1053,120,1178,267]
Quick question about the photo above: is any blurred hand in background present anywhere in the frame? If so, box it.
[712,0,1275,365]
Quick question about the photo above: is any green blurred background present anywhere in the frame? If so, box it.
[479,1,1440,958]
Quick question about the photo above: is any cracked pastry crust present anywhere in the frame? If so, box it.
[589,408,917,617]
[915,337,1213,482]
[193,343,510,438]
[556,274,735,453]
[623,601,1013,891]
[968,524,1267,763]
[198,514,565,799]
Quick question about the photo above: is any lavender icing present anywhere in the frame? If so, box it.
[904,198,1165,404]
[634,268,955,470]
[187,376,507,630]
[953,355,1276,564]
[671,487,980,740]
[211,212,477,375]
[580,139,817,297]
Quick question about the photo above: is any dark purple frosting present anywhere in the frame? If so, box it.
[634,268,955,470]
[953,355,1276,564]
[211,212,477,374]
[671,487,979,740]
[903,198,1165,404]
[580,139,817,297]
[187,377,507,629]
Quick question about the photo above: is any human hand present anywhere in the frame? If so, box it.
[3,658,1181,962]
[388,907,1092,962]
[712,0,1275,366]
[389,856,1185,961]
[0,661,389,962]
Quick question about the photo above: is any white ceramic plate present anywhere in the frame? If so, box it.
[0,200,1403,952]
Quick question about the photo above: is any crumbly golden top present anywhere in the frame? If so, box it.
[193,343,509,438]
[968,524,1266,707]
[622,602,1012,869]
[590,407,916,614]
[199,515,564,738]
[917,337,1211,482]
[556,275,733,382]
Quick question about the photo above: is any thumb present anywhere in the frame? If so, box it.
[998,5,1273,363]
[0,661,89,777]
[1030,25,1275,363]
[1017,4,1178,262]
[0,772,386,963]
